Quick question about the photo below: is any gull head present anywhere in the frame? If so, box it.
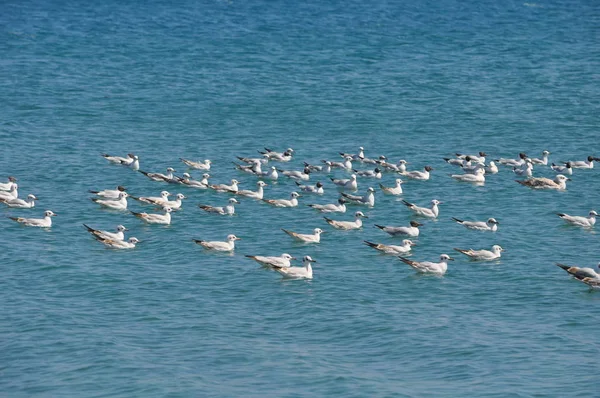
[395,179,404,185]
[231,179,239,185]
[45,210,57,217]
[183,173,191,178]
[282,253,295,261]
[589,210,598,217]
[542,150,550,155]
[431,199,442,206]
[374,168,382,173]
[555,175,570,182]
[129,237,140,244]
[492,245,504,252]
[344,156,353,161]
[286,148,294,153]
[117,186,127,192]
[8,176,17,182]
[303,167,311,174]
[228,198,239,204]
[316,182,324,188]
[202,173,210,178]
[313,228,323,235]
[27,194,37,200]
[424,166,433,172]
[350,174,357,180]
[205,159,212,164]
[359,146,364,151]
[161,191,171,197]
[164,207,173,213]
[290,192,300,198]
[257,181,267,187]
[176,193,186,200]
[410,221,422,227]
[440,254,454,261]
[398,160,407,165]
[519,153,528,159]
[303,255,317,263]
[117,225,128,232]
[338,198,346,204]
[227,234,241,241]
[487,218,499,224]
[403,239,416,246]
[587,156,595,162]
[167,167,176,172]
[355,211,367,218]
[367,187,375,193]
[479,152,487,157]
[119,192,129,199]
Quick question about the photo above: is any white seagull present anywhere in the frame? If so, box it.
[274,255,316,279]
[1,194,37,209]
[96,237,140,249]
[237,181,267,200]
[199,198,238,215]
[379,179,403,195]
[89,185,127,199]
[364,239,415,254]
[563,155,600,169]
[330,174,358,191]
[551,162,573,175]
[237,155,269,165]
[180,158,211,170]
[513,160,534,177]
[339,147,365,161]
[84,224,127,241]
[484,161,499,174]
[530,150,550,165]
[451,168,485,183]
[156,193,186,210]
[246,253,295,268]
[234,160,262,175]
[0,176,17,191]
[278,167,311,181]
[139,167,176,182]
[495,153,527,167]
[259,147,293,162]
[451,217,499,231]
[324,211,367,230]
[375,220,422,237]
[557,210,597,228]
[295,181,324,194]
[308,198,347,213]
[181,173,211,188]
[353,168,382,179]
[263,192,300,208]
[379,159,408,173]
[402,199,441,218]
[0,184,18,201]
[209,179,239,193]
[92,192,129,210]
[341,187,375,206]
[131,190,170,205]
[131,207,172,224]
[304,161,331,173]
[193,234,240,251]
[516,174,570,190]
[281,227,323,243]
[398,254,454,275]
[456,152,487,163]
[102,153,131,164]
[9,210,56,228]
[401,166,433,181]
[259,166,279,180]
[454,245,504,261]
[328,156,353,170]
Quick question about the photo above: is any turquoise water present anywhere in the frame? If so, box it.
[2,0,599,396]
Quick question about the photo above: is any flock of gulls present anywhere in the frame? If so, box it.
[3,147,600,287]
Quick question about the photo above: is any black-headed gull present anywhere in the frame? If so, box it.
[444,156,471,167]
[281,227,323,243]
[304,161,331,173]
[193,234,240,251]
[454,245,504,261]
[209,179,239,193]
[84,224,127,241]
[401,166,433,180]
[278,167,311,181]
[516,174,570,190]
[551,162,573,175]
[1,194,37,209]
[181,173,210,188]
[530,150,550,165]
[97,237,140,249]
[0,184,18,201]
[234,160,262,175]
[259,166,279,180]
[402,199,441,218]
[180,158,211,170]
[327,156,353,170]
[102,153,131,164]
[92,192,129,210]
[364,239,415,254]
[245,253,295,268]
[484,161,498,174]
[273,256,316,279]
[339,147,364,161]
[131,190,170,205]
[495,153,527,167]
[353,168,382,179]
[0,176,17,191]
[375,220,422,237]
[451,217,498,231]
[563,155,600,169]
[237,154,269,165]
[451,168,485,183]
[262,192,300,208]
[259,147,293,162]
[341,187,375,206]
[199,198,238,215]
[131,207,172,224]
[557,210,597,227]
[139,167,176,182]
[324,211,367,230]
[295,181,324,194]
[330,174,358,191]
[379,179,403,195]
[155,193,186,210]
[308,198,346,213]
[398,254,454,275]
[9,210,56,227]
[236,181,267,200]
[363,155,387,165]
[378,159,407,173]
[89,185,127,199]
[128,154,140,171]
[513,160,533,177]
[456,152,487,163]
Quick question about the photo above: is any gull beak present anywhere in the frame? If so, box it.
[447,257,455,261]
[291,257,297,260]
[235,237,242,240]
[409,242,417,246]
[566,178,572,181]
[311,259,318,263]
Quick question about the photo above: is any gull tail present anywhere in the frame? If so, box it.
[8,216,19,222]
[556,263,572,272]
[264,147,273,152]
[323,217,333,224]
[451,217,464,224]
[281,228,295,238]
[401,200,413,207]
[515,180,527,186]
[363,240,379,249]
[89,190,99,194]
[556,213,566,217]
[374,224,386,230]
[192,239,205,245]
[453,248,469,255]
[83,224,95,233]
[398,256,414,266]
[130,211,143,218]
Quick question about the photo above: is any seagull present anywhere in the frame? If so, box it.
[89,185,127,199]
[530,150,550,165]
[209,179,239,193]
[353,168,382,179]
[375,220,422,237]
[513,160,534,177]
[551,162,573,175]
[444,156,470,167]
[328,156,353,170]
[495,152,528,167]
[0,176,17,191]
[199,198,238,215]
[259,166,279,180]
[379,159,408,173]
[96,237,140,249]
[581,278,600,289]
[379,179,403,195]
[237,154,269,165]
[234,160,263,175]
[295,181,324,194]
[330,174,358,191]
[131,190,170,205]
[451,217,498,231]
[401,166,433,181]
[565,155,600,169]
[245,253,295,268]
[454,245,504,261]
[484,161,499,174]
[363,239,415,254]
[0,184,18,201]
[1,194,37,209]
[339,147,364,161]
[278,167,311,181]
[398,254,454,275]
[461,161,486,175]
[341,187,375,206]
[456,152,487,163]
[193,234,241,251]
[363,155,387,165]
[263,192,300,208]
[273,256,316,279]
[83,224,127,241]
[237,181,267,199]
[9,210,56,228]
[451,168,485,183]
[127,154,140,171]
[156,193,186,210]
[516,174,570,190]
[556,262,600,282]
[131,207,173,224]
[282,227,323,243]
[557,210,597,227]
[304,161,331,173]
[308,198,347,213]
[139,167,176,182]
[180,158,211,170]
[102,153,132,164]
[92,192,129,210]
[324,211,367,230]
[181,173,210,188]
[402,199,441,218]
[259,147,293,162]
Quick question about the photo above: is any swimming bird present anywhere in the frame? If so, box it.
[451,168,485,183]
[281,227,323,243]
[209,179,239,193]
[237,181,267,199]
[83,224,127,241]
[451,217,498,231]
[89,185,127,199]
[401,166,433,181]
[0,184,18,201]
[398,254,454,275]
[131,190,170,205]
[484,161,499,174]
[193,234,241,252]
[557,210,597,227]
[138,167,176,182]
[444,156,470,167]
[353,168,382,179]
[259,147,293,162]
[180,158,211,170]
[131,207,172,224]
[375,220,422,237]
[363,155,387,165]
[341,187,375,206]
[102,153,132,164]
[304,161,331,173]
[92,192,129,210]
[328,156,353,170]
[513,160,534,177]
[581,278,600,289]
[234,160,262,175]
[0,176,17,191]
[530,150,550,165]
[245,253,295,268]
[237,154,269,165]
[96,237,140,249]
[295,181,324,194]
[378,159,408,173]
[556,262,600,282]
[324,211,367,230]
[563,155,600,169]
[1,194,37,209]
[263,192,300,208]
[9,210,56,228]
[339,147,365,162]
[155,193,186,210]
[456,152,487,163]
[181,173,210,188]
[495,152,528,167]
[330,174,358,191]
[551,162,573,175]
[199,198,238,215]
[379,179,403,195]
[273,256,316,279]
[259,166,279,180]
[308,198,347,213]
[516,174,570,190]
[454,245,504,261]
[278,167,311,181]
[402,199,441,218]
[364,239,415,254]
[126,154,140,171]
